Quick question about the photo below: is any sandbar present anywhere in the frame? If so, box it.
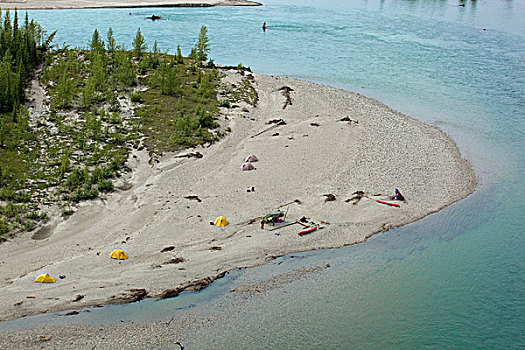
[0,70,476,326]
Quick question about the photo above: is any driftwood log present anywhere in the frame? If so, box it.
[346,190,366,205]
[278,86,294,109]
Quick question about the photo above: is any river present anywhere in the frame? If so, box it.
[1,0,523,348]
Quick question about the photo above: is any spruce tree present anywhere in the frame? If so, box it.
[176,44,183,64]
[0,10,50,113]
[107,27,116,53]
[90,29,105,62]
[132,28,147,59]
[194,25,210,62]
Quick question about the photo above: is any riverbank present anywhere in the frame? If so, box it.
[0,70,476,326]
[0,0,261,10]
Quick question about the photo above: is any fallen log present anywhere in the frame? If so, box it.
[251,119,285,138]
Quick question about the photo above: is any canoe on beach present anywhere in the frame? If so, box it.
[376,200,401,208]
[298,226,318,236]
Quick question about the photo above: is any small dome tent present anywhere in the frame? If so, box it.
[213,216,229,227]
[34,273,56,283]
[241,162,255,171]
[109,249,128,260]
[245,154,258,162]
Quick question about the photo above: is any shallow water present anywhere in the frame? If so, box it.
[1,0,524,348]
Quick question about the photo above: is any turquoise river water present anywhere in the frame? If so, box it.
[0,0,523,348]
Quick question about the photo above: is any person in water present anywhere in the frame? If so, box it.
[262,22,267,31]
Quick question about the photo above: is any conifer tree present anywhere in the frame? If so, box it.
[107,27,116,53]
[194,25,210,62]
[52,70,74,109]
[188,47,196,60]
[90,53,106,90]
[114,50,135,86]
[148,40,159,68]
[89,29,105,64]
[176,44,183,64]
[132,28,147,59]
[0,10,49,113]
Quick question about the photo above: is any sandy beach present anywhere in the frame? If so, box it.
[0,0,261,10]
[0,69,476,328]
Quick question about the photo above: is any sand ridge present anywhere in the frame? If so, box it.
[0,71,475,321]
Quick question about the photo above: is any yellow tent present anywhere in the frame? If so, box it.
[34,273,56,283]
[109,249,128,260]
[213,216,229,227]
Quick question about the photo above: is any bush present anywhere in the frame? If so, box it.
[66,168,86,190]
[0,186,16,201]
[69,186,98,202]
[1,202,22,218]
[91,166,103,184]
[98,179,113,192]
[198,113,218,129]
[109,154,126,171]
[218,99,230,108]
[70,189,84,202]
[14,191,31,203]
[83,186,99,200]
[130,92,143,103]
[0,219,8,236]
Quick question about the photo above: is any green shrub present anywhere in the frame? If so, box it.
[69,187,98,202]
[91,166,104,184]
[70,189,84,202]
[0,219,9,236]
[14,191,31,203]
[0,186,16,201]
[130,92,143,103]
[98,179,113,192]
[83,187,99,200]
[66,168,86,190]
[109,154,126,171]
[198,113,218,129]
[218,99,230,108]
[1,202,22,218]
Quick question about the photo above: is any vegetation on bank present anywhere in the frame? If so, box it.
[0,9,54,236]
[0,10,258,239]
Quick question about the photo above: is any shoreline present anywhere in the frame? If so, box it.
[0,0,262,10]
[0,72,476,324]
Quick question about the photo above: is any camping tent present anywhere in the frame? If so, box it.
[34,273,56,283]
[109,249,128,260]
[213,216,229,227]
[245,154,258,162]
[241,162,255,171]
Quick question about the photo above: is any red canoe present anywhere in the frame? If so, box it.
[298,226,317,236]
[376,199,400,208]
